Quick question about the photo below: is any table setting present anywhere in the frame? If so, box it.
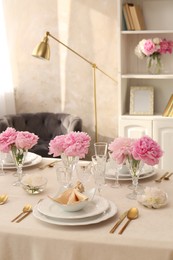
[0,129,173,260]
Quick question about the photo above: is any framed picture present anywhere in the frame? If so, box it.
[129,86,154,115]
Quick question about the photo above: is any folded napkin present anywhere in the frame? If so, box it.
[49,181,88,205]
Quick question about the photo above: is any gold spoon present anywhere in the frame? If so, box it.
[164,172,173,180]
[11,204,32,222]
[118,208,139,235]
[0,194,8,205]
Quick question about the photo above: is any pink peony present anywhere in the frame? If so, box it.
[142,39,157,56]
[0,127,17,152]
[15,131,39,150]
[49,131,91,158]
[0,127,39,153]
[132,136,163,166]
[108,137,135,164]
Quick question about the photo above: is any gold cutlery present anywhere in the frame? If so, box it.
[164,172,173,180]
[39,160,59,169]
[118,208,139,235]
[11,204,32,222]
[0,194,8,205]
[16,210,32,223]
[155,172,169,183]
[109,210,128,234]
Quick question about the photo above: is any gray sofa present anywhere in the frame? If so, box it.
[0,112,82,157]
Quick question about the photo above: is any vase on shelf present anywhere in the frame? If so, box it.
[126,158,144,200]
[60,153,79,188]
[11,147,28,186]
[147,55,162,74]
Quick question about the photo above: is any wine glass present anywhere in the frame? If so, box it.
[76,162,92,184]
[91,155,107,196]
[108,153,122,188]
[0,152,7,176]
[94,142,108,157]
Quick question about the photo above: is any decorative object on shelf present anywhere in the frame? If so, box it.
[32,32,116,142]
[129,86,154,115]
[162,94,173,117]
[49,131,91,187]
[108,136,163,200]
[135,38,173,74]
[0,127,39,186]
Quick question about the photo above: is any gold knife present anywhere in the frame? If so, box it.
[16,210,32,223]
[109,210,128,234]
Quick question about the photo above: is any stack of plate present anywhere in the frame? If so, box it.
[33,195,117,226]
[3,152,42,169]
[105,163,156,181]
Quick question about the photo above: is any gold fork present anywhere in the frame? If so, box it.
[155,172,169,183]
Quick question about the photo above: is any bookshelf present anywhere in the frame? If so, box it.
[118,0,173,171]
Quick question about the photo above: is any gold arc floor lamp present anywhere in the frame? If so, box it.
[32,31,116,142]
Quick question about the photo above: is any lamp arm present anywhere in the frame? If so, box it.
[47,32,116,83]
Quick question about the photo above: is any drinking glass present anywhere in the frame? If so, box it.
[94,142,108,157]
[56,165,73,189]
[76,162,92,184]
[108,153,122,188]
[0,152,7,176]
[91,155,107,196]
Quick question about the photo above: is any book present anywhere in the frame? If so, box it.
[129,4,146,30]
[122,3,135,30]
[162,94,173,117]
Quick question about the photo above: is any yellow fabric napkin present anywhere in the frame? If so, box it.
[49,181,88,205]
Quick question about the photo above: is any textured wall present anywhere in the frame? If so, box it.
[3,0,118,155]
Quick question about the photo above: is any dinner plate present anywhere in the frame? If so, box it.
[3,153,42,169]
[105,168,157,181]
[3,152,38,166]
[33,200,117,226]
[37,195,110,220]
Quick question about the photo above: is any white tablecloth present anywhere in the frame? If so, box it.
[0,157,173,260]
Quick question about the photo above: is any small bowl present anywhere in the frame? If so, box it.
[21,174,47,195]
[51,188,96,212]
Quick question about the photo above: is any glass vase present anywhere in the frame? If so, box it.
[11,147,28,186]
[126,158,144,200]
[60,153,79,188]
[147,55,162,74]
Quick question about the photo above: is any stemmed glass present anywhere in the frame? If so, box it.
[76,162,92,184]
[108,153,122,188]
[92,155,107,196]
[0,152,7,176]
[94,142,108,157]
[56,164,73,189]
[11,148,28,186]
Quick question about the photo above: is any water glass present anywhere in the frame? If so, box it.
[94,142,108,157]
[76,162,92,184]
[0,152,7,176]
[56,165,72,188]
[108,153,121,188]
[91,155,107,195]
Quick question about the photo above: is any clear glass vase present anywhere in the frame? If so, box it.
[147,55,162,74]
[11,147,28,186]
[126,158,144,200]
[60,153,79,188]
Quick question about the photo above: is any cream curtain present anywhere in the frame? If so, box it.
[0,1,16,117]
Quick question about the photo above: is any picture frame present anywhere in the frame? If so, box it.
[129,86,154,115]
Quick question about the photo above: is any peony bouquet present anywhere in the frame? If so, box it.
[0,127,39,153]
[49,131,91,158]
[108,135,163,167]
[135,38,173,73]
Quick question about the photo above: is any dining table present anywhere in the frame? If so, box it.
[0,154,173,260]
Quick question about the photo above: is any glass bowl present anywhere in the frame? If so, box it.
[21,174,47,195]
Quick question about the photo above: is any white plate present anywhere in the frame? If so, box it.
[106,168,157,181]
[37,195,110,220]
[33,200,117,226]
[3,153,42,169]
[3,152,38,166]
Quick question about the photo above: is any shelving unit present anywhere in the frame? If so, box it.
[118,0,173,170]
